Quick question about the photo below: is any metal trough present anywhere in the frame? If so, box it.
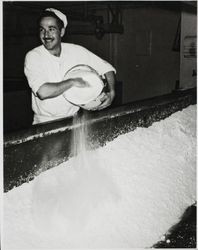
[4,88,196,193]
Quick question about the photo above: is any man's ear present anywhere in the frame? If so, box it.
[60,28,65,37]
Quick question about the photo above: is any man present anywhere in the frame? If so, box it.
[24,8,116,124]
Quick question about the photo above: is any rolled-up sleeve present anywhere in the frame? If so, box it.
[24,51,46,95]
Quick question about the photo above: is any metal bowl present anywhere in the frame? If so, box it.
[63,65,104,109]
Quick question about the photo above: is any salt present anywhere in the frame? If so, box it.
[3,105,196,249]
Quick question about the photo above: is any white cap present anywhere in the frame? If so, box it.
[45,8,68,28]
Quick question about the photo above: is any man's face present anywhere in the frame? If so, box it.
[39,16,64,53]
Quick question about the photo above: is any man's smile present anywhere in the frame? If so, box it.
[44,38,53,42]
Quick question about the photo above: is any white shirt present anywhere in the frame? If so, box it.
[24,43,116,124]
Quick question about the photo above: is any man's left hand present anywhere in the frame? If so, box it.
[90,90,115,111]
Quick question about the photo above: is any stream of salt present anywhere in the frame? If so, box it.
[3,105,196,249]
[31,112,120,236]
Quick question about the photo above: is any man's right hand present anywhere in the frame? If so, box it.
[71,78,90,88]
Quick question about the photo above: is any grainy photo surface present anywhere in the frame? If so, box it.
[3,1,197,249]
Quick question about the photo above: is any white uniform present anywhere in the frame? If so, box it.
[24,43,116,124]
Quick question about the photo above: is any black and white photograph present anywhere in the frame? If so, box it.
[2,1,197,249]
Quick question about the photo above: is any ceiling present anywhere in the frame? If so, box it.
[4,1,197,13]
[3,1,196,26]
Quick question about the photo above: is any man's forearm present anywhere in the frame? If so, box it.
[104,71,116,96]
[36,71,116,101]
[36,79,74,100]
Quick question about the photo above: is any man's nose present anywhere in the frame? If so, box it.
[44,30,50,38]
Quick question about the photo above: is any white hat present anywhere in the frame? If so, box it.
[45,8,68,28]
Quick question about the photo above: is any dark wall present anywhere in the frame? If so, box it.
[3,1,184,131]
[117,7,181,102]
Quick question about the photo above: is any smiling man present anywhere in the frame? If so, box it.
[24,8,116,124]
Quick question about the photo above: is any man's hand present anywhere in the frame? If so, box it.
[88,90,115,111]
[92,70,116,110]
[72,78,90,88]
[83,70,116,111]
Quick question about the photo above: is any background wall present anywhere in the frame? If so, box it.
[116,7,181,102]
[3,1,197,132]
